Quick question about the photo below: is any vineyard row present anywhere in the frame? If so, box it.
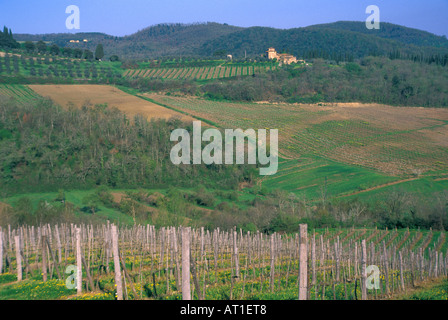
[123,65,276,80]
[0,224,446,300]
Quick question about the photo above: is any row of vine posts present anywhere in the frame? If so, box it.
[0,223,446,300]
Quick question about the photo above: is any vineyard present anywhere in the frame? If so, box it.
[123,65,276,80]
[0,84,41,105]
[145,94,448,176]
[0,224,447,300]
[140,93,448,201]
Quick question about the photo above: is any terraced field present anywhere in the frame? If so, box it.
[123,65,276,80]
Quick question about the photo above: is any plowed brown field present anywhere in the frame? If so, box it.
[28,84,195,122]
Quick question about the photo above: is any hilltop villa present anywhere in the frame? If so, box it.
[266,47,299,65]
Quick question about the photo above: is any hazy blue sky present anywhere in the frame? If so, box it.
[1,0,447,37]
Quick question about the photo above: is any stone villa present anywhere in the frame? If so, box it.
[266,47,299,65]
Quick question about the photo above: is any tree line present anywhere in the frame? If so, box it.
[22,41,111,61]
[199,56,448,107]
[2,174,447,232]
[113,56,448,108]
[0,26,19,49]
[0,96,254,197]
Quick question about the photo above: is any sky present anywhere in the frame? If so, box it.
[0,0,447,37]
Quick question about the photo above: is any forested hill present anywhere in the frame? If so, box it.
[200,26,406,59]
[200,22,448,60]
[309,21,448,49]
[124,22,242,45]
[117,22,243,58]
[13,21,448,60]
[13,22,241,59]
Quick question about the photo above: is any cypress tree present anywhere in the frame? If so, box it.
[95,44,104,61]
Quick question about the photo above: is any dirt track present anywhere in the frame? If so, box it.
[339,177,419,197]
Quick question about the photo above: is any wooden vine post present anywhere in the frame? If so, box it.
[311,232,316,286]
[76,227,82,295]
[182,227,191,300]
[399,251,405,292]
[270,234,275,292]
[361,239,367,300]
[298,224,308,300]
[15,235,22,281]
[111,224,123,300]
[42,234,47,282]
[382,241,390,296]
[233,230,239,279]
[0,230,3,274]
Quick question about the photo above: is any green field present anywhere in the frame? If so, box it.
[0,84,41,104]
[264,157,398,199]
